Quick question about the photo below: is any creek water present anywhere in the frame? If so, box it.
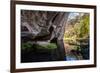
[65,55,78,61]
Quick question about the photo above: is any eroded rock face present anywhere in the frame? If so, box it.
[21,10,69,41]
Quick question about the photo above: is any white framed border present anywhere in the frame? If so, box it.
[15,4,94,69]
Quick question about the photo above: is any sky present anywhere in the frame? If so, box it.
[68,12,80,20]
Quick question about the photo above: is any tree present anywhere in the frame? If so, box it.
[64,13,89,40]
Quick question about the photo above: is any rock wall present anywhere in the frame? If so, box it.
[21,10,69,41]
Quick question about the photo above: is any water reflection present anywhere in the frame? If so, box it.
[64,39,89,61]
[66,55,78,61]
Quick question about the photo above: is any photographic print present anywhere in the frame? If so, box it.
[21,10,89,62]
[11,1,96,72]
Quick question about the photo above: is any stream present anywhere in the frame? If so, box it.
[66,55,78,61]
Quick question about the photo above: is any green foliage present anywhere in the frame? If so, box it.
[64,13,89,40]
[78,14,89,38]
[21,42,57,50]
[21,42,33,50]
[33,43,57,49]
